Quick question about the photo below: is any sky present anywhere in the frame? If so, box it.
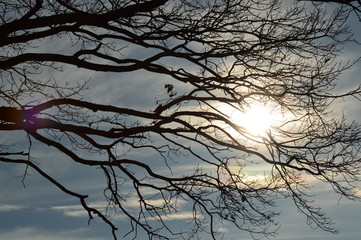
[1,2,361,240]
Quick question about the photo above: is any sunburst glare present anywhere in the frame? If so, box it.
[222,102,285,140]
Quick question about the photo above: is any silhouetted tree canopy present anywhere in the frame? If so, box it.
[1,0,361,239]
[302,0,361,20]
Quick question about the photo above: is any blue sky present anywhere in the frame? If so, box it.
[1,2,361,240]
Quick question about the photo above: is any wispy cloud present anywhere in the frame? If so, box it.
[51,205,89,217]
[0,227,105,240]
[51,201,108,218]
[50,202,196,222]
[0,204,26,212]
[154,211,196,221]
[123,197,187,208]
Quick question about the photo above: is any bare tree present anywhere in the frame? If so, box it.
[1,0,361,239]
[300,0,361,20]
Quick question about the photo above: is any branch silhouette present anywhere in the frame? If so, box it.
[0,0,361,239]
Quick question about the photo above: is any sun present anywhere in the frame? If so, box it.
[233,105,272,136]
[225,103,283,138]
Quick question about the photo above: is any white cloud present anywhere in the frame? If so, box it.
[51,205,88,217]
[157,211,196,220]
[0,227,105,240]
[51,200,110,218]
[0,204,26,212]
